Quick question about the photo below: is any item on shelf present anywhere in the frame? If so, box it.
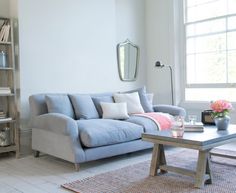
[0,87,11,94]
[184,122,204,132]
[0,111,6,119]
[0,117,12,122]
[0,115,6,119]
[0,127,11,146]
[0,20,10,42]
[0,21,6,41]
[0,51,7,67]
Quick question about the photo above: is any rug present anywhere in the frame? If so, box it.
[62,149,236,193]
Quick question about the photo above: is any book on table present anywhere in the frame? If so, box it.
[184,122,204,132]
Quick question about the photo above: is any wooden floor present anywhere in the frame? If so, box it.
[0,142,235,193]
[0,148,153,193]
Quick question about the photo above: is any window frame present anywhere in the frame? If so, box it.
[183,0,236,102]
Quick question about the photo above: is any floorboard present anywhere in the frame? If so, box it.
[0,142,235,193]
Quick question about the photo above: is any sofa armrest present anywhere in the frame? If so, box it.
[32,113,86,163]
[153,105,186,117]
[32,113,77,136]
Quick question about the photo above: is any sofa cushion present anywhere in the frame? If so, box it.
[126,86,154,112]
[45,94,75,118]
[69,94,99,119]
[126,115,159,133]
[77,119,144,147]
[146,93,154,105]
[92,96,114,117]
[101,102,129,120]
[113,92,144,114]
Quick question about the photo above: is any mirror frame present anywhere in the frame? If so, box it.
[116,39,139,81]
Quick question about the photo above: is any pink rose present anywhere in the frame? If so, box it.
[210,100,232,113]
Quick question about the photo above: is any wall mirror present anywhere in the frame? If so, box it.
[117,39,139,81]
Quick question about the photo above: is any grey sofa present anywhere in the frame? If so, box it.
[29,88,186,170]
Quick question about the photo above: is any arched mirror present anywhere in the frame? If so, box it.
[117,39,139,81]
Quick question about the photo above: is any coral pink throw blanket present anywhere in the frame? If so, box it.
[135,112,172,130]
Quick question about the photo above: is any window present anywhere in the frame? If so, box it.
[184,0,236,101]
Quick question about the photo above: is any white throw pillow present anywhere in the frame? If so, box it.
[113,92,144,114]
[100,102,129,119]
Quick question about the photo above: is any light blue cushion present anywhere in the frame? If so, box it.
[69,94,99,119]
[77,119,144,147]
[126,86,154,112]
[92,96,114,117]
[45,94,74,118]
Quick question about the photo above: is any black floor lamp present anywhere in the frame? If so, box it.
[155,61,174,105]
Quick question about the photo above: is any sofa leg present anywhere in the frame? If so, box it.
[34,150,40,158]
[74,163,80,171]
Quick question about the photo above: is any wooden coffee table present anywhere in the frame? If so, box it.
[142,125,236,188]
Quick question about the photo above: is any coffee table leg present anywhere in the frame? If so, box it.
[150,144,160,176]
[150,144,166,176]
[205,154,213,184]
[160,144,167,174]
[194,150,212,188]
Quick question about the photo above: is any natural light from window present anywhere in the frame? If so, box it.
[184,0,236,102]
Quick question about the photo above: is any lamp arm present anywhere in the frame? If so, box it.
[154,61,174,105]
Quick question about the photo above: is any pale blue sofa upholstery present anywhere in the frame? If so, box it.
[77,119,144,147]
[29,88,186,170]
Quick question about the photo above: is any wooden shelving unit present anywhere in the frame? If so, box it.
[0,17,20,158]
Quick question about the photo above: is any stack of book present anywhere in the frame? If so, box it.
[0,111,6,119]
[0,87,11,94]
[0,20,10,42]
[0,117,12,122]
[0,111,12,122]
[184,122,204,132]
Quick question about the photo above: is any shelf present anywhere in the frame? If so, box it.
[0,17,9,20]
[0,41,12,45]
[0,118,16,124]
[0,145,17,153]
[0,93,15,96]
[0,67,13,70]
[0,17,20,158]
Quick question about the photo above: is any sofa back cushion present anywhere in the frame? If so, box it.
[29,94,49,117]
[69,94,99,119]
[113,92,144,114]
[45,94,75,118]
[146,93,154,105]
[92,96,114,117]
[125,86,154,112]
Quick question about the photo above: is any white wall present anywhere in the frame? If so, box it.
[18,0,146,128]
[145,0,183,106]
[116,0,146,81]
[145,0,174,105]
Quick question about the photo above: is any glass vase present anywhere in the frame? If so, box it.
[171,116,184,137]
